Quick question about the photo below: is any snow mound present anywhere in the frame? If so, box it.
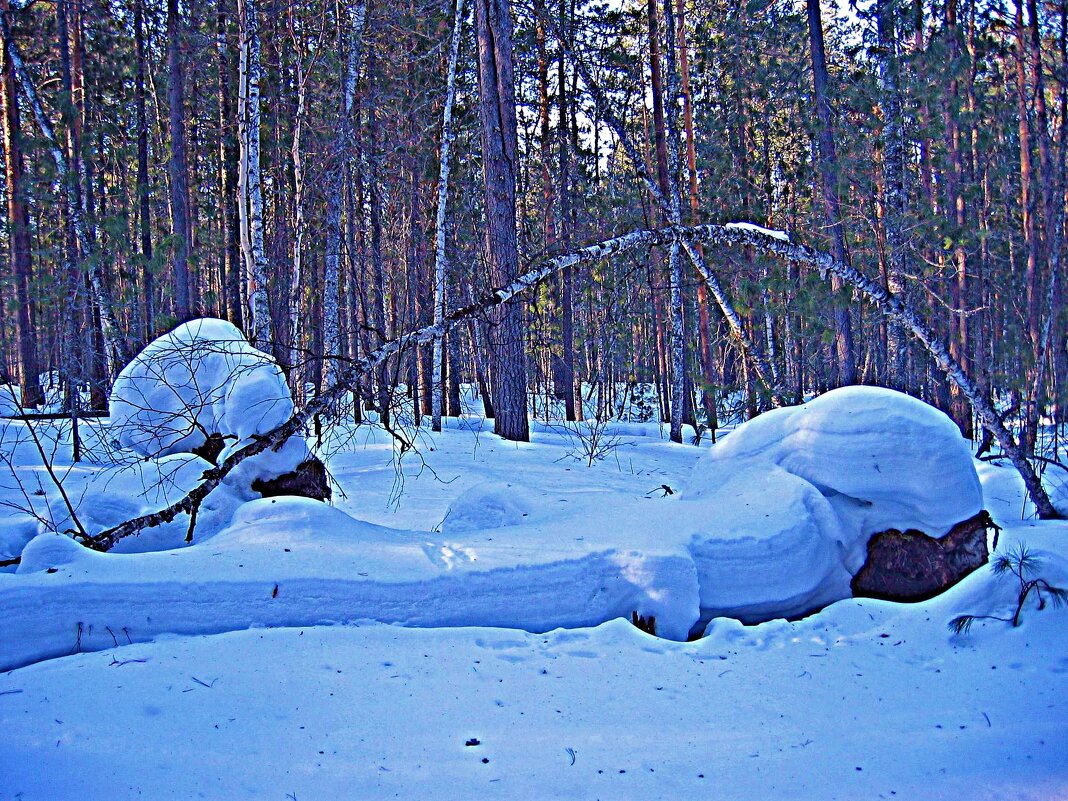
[17,531,94,573]
[109,319,293,459]
[682,461,852,624]
[0,514,40,564]
[106,319,315,542]
[441,482,532,534]
[694,386,983,541]
[677,387,984,623]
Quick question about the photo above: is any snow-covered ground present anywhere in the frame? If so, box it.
[1,363,1066,798]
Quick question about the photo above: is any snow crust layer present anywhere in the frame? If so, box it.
[0,496,699,670]
[3,520,1065,801]
[682,461,852,623]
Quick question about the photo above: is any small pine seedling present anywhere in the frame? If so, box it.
[949,544,1067,634]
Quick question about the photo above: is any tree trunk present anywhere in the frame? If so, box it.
[474,0,528,441]
[167,0,193,321]
[432,0,465,431]
[138,0,157,340]
[558,0,578,421]
[877,0,908,389]
[217,0,241,330]
[0,0,42,408]
[806,0,856,386]
[323,0,365,397]
[238,0,271,348]
[676,0,716,433]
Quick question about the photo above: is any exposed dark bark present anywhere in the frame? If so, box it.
[805,0,856,386]
[852,511,996,602]
[474,0,528,442]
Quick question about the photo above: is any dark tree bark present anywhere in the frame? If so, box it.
[806,0,856,386]
[558,0,578,421]
[0,0,42,408]
[474,0,529,441]
[167,0,193,321]
[217,0,241,330]
[136,0,156,340]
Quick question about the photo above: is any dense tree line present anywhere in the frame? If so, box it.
[0,0,1066,467]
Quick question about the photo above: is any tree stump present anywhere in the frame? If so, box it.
[250,458,331,502]
[851,511,997,603]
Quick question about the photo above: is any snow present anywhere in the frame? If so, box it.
[1,525,1065,800]
[107,319,313,536]
[725,221,790,241]
[109,318,291,458]
[682,461,853,624]
[0,380,1065,798]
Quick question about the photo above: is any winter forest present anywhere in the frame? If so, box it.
[1,0,1067,796]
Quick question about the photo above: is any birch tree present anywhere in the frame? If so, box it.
[238,0,271,349]
[323,0,366,395]
[431,0,466,432]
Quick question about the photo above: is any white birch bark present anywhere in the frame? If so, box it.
[289,62,307,379]
[431,0,466,433]
[236,0,251,333]
[239,0,270,349]
[0,13,129,376]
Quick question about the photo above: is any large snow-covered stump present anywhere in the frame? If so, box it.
[851,511,996,602]
[688,386,987,623]
[107,319,329,543]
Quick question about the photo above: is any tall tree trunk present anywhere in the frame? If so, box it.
[238,0,270,348]
[324,0,365,396]
[432,0,465,431]
[877,0,908,389]
[474,0,528,441]
[0,0,42,408]
[558,0,578,421]
[806,0,856,386]
[676,0,716,434]
[217,0,241,330]
[365,41,391,425]
[137,0,156,340]
[167,0,193,320]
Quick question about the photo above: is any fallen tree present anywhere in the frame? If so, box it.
[79,220,1061,553]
